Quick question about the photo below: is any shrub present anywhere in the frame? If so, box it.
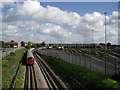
[101,79,119,88]
[10,52,15,56]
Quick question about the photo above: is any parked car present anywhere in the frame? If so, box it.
[3,48,6,52]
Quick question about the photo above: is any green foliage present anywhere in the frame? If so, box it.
[14,66,25,88]
[41,55,119,89]
[2,48,26,88]
[41,41,45,46]
[10,40,15,42]
[101,79,119,88]
[107,42,111,47]
[21,41,25,46]
[99,43,105,45]
[26,41,32,49]
[32,44,37,48]
[0,41,7,48]
[10,52,15,56]
[28,41,32,45]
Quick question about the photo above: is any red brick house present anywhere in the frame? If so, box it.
[7,42,21,48]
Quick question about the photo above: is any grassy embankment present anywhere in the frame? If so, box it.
[41,55,120,89]
[2,48,26,88]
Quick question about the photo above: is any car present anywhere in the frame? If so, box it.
[3,49,6,52]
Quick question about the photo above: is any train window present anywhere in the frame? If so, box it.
[28,57,34,61]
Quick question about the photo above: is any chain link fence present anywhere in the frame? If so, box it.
[37,49,120,76]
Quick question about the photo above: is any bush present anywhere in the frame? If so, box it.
[10,52,15,56]
[101,79,119,88]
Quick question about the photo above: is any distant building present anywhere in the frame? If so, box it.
[47,46,52,49]
[7,42,21,48]
[24,42,28,46]
[57,46,64,50]
[95,44,102,49]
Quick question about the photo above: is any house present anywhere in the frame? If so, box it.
[47,46,52,49]
[7,42,21,48]
[95,44,102,49]
[24,42,28,46]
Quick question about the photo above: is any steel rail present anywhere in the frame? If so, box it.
[33,52,67,90]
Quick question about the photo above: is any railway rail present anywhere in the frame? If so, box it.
[24,65,38,90]
[9,61,22,89]
[37,53,87,89]
[9,53,25,90]
[33,51,67,90]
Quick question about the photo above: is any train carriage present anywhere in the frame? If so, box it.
[27,48,35,65]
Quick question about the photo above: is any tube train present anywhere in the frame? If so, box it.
[27,48,35,65]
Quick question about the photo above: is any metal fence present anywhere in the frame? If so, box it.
[37,49,120,76]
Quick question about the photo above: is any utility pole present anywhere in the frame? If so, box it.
[104,12,107,75]
[92,29,94,44]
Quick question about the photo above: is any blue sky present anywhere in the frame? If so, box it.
[41,2,118,15]
[2,2,118,16]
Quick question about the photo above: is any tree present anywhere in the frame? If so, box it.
[107,42,111,47]
[21,41,25,46]
[0,41,2,48]
[41,41,45,47]
[26,41,32,49]
[10,40,15,42]
[28,42,32,45]
[0,41,6,48]
[99,43,105,45]
[32,44,37,48]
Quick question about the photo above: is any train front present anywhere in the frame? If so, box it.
[27,48,35,65]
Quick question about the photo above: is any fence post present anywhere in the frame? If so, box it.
[76,53,78,65]
[97,58,98,72]
[84,55,86,67]
[79,54,81,66]
[72,53,73,64]
[90,56,91,70]
[69,52,70,63]
[115,59,118,76]
[70,53,72,64]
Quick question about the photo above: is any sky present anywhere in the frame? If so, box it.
[0,0,119,44]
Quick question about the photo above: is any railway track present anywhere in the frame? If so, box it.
[24,65,38,90]
[33,51,67,90]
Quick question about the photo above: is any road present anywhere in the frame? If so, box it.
[0,47,24,60]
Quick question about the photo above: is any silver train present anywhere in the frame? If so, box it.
[27,48,35,65]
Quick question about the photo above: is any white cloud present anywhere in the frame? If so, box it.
[1,0,118,44]
[37,23,71,38]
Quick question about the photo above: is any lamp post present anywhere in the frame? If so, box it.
[104,12,107,75]
[92,29,94,44]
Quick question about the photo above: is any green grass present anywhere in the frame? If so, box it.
[0,58,2,89]
[14,66,25,88]
[41,55,120,89]
[2,48,26,88]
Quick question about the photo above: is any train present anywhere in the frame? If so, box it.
[27,48,35,65]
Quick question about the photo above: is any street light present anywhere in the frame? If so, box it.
[92,29,94,44]
[104,12,107,75]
